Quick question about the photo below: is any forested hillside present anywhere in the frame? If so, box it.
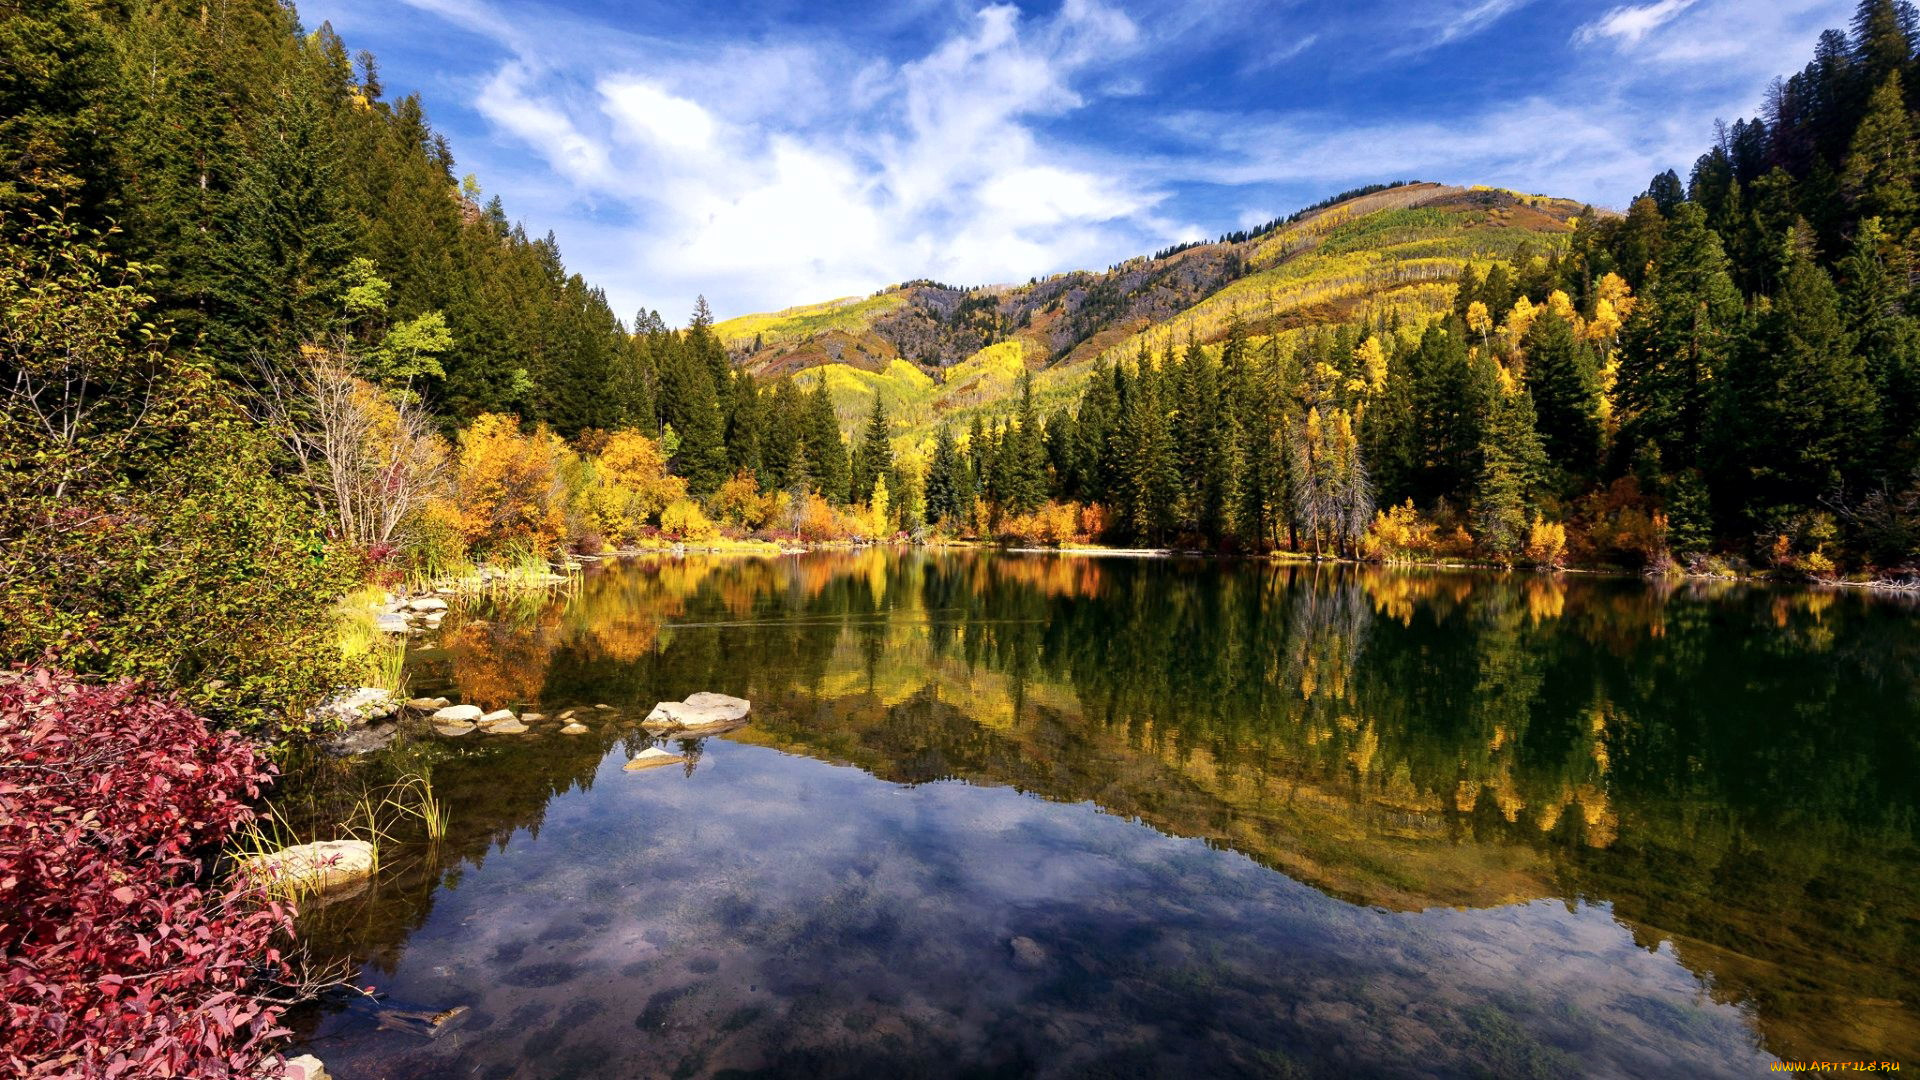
[714,2,1920,574]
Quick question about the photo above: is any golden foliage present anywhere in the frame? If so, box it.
[1524,516,1567,568]
[659,497,717,541]
[454,413,571,556]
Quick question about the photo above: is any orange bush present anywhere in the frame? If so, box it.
[455,414,570,557]
[584,430,685,544]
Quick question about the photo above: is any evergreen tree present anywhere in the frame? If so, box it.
[1842,72,1919,237]
[1521,311,1603,479]
[1000,372,1048,515]
[725,369,763,482]
[801,381,849,503]
[1840,217,1920,473]
[851,395,892,504]
[1713,244,1878,527]
[1615,203,1743,474]
[926,424,967,526]
[1473,361,1550,562]
[660,327,728,494]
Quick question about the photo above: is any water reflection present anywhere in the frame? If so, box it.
[289,552,1920,1075]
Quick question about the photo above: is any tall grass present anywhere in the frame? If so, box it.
[226,771,452,900]
[333,585,410,696]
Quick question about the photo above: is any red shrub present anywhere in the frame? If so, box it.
[0,668,293,1077]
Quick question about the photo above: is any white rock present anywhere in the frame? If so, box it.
[432,704,483,723]
[623,746,685,771]
[407,597,449,613]
[477,709,517,727]
[642,692,751,732]
[242,840,374,894]
[317,687,398,726]
[283,1053,330,1080]
[406,696,450,711]
[483,719,528,734]
[433,722,475,736]
[373,613,411,635]
[521,712,545,723]
[559,722,590,735]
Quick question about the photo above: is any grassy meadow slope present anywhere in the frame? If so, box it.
[714,182,1587,450]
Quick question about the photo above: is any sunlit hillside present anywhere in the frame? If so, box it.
[715,183,1587,444]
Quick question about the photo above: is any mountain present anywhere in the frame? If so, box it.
[713,182,1588,439]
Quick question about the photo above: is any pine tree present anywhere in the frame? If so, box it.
[851,395,892,504]
[660,328,728,494]
[925,424,966,526]
[801,380,849,503]
[1713,243,1878,527]
[1473,360,1550,562]
[725,370,763,482]
[1842,72,1919,238]
[999,372,1048,515]
[1615,203,1743,474]
[1840,217,1920,473]
[1521,311,1604,480]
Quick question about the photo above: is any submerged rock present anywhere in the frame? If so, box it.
[242,839,374,894]
[623,746,685,771]
[325,723,397,756]
[642,692,751,733]
[1008,936,1048,971]
[316,686,398,726]
[433,721,476,736]
[283,1054,330,1080]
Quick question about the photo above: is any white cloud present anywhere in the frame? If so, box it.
[1573,0,1699,47]
[600,79,716,153]
[408,0,1164,317]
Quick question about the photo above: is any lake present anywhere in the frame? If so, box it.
[282,551,1920,1078]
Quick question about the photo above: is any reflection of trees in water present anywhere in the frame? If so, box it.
[302,553,1920,1062]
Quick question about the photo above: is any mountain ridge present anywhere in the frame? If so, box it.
[715,181,1590,438]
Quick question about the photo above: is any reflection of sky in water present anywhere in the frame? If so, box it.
[303,739,1767,1079]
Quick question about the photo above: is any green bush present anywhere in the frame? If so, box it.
[1,211,354,747]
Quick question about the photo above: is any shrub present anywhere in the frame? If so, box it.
[583,430,685,545]
[1524,517,1567,568]
[1362,500,1439,562]
[453,413,571,557]
[797,493,853,541]
[711,470,773,531]
[0,668,293,1077]
[1,216,355,741]
[659,497,717,541]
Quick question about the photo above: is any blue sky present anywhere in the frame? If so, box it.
[301,0,1853,321]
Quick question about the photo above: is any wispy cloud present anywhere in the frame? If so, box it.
[1573,0,1700,47]
[307,0,1853,319]
[385,0,1171,317]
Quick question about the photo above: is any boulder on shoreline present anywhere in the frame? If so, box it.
[431,704,482,723]
[241,839,374,895]
[642,692,751,733]
[373,613,412,635]
[315,686,398,727]
[406,696,450,712]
